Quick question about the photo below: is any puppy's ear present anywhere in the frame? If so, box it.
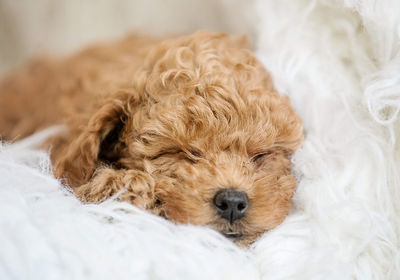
[54,92,132,188]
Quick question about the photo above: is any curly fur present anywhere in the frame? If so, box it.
[0,31,303,245]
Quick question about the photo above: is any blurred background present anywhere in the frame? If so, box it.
[0,0,256,76]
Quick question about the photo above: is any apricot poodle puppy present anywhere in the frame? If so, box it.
[0,31,303,245]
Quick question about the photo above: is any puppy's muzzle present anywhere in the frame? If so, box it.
[213,188,248,224]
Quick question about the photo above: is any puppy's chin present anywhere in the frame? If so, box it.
[206,220,256,246]
[221,231,261,247]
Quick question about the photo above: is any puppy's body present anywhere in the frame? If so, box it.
[0,31,303,245]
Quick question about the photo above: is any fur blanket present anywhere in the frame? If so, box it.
[0,0,399,279]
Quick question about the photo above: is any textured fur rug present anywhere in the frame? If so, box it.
[1,0,399,279]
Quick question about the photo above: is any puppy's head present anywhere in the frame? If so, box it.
[55,31,303,245]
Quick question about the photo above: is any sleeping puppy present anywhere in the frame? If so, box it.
[0,31,303,245]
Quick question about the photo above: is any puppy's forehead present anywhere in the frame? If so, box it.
[133,90,279,153]
[153,88,262,122]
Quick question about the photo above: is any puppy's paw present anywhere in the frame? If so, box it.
[75,168,156,209]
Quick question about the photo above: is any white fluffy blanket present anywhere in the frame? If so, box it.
[1,0,399,279]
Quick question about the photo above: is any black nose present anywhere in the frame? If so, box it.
[213,189,249,224]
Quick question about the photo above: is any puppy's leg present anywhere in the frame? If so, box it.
[75,168,156,210]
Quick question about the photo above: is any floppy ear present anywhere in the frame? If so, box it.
[54,92,133,188]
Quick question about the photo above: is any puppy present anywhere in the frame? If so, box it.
[0,31,303,245]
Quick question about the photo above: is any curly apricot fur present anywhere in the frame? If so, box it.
[0,31,303,245]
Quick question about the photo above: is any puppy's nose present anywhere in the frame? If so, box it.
[213,189,249,224]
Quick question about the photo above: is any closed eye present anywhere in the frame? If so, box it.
[250,152,270,163]
[149,148,204,162]
[182,149,204,163]
[149,149,181,160]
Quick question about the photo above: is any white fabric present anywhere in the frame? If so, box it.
[1,0,399,279]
